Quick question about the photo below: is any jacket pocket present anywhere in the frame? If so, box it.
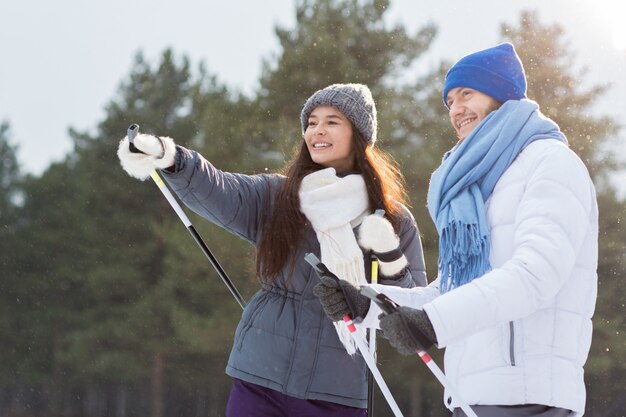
[508,321,516,366]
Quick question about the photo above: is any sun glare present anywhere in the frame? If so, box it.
[610,14,626,50]
[591,0,626,50]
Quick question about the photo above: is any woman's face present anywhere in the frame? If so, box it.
[446,87,501,142]
[304,106,355,173]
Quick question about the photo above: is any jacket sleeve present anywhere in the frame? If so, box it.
[360,278,441,328]
[378,204,428,288]
[423,141,598,347]
[159,146,278,245]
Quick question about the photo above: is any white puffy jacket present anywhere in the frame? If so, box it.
[364,139,598,416]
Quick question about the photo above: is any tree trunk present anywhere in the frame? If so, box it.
[83,385,106,417]
[115,385,128,417]
[194,389,208,417]
[48,326,63,417]
[151,352,165,417]
[409,375,423,417]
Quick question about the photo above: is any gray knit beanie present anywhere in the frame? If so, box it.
[300,83,377,146]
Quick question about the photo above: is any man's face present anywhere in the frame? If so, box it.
[446,87,501,142]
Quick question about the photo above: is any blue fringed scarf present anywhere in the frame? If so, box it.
[427,99,567,293]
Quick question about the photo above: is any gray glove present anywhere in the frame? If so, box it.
[313,276,370,322]
[379,306,438,355]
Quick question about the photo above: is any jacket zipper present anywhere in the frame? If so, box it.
[509,321,516,366]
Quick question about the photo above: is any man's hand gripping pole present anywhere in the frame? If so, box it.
[360,286,477,417]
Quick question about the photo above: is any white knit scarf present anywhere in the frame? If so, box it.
[299,167,369,354]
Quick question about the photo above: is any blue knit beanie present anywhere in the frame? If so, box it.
[443,43,527,108]
[301,83,377,146]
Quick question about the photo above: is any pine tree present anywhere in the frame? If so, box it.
[62,50,235,417]
[256,0,436,160]
[501,10,619,186]
[6,50,242,417]
[0,121,20,224]
[5,4,623,416]
[0,122,25,388]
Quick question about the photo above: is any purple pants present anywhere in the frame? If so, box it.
[225,378,368,417]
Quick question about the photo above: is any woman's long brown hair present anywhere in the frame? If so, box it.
[255,129,409,285]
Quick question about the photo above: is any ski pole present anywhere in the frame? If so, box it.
[127,124,246,310]
[367,208,385,417]
[367,255,379,417]
[304,254,404,417]
[360,286,478,417]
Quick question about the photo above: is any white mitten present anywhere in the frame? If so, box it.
[117,133,177,180]
[358,214,408,277]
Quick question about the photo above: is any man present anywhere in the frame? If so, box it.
[314,43,598,416]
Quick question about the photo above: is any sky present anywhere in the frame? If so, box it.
[1,0,625,179]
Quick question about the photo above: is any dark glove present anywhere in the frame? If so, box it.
[313,276,371,322]
[379,306,438,355]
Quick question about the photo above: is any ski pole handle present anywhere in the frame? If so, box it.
[127,123,139,142]
[126,124,192,226]
[127,123,143,153]
[360,285,399,315]
[304,253,361,319]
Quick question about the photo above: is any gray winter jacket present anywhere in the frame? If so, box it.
[162,146,427,408]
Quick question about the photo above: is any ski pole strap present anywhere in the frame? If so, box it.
[368,208,404,264]
[361,286,398,315]
[371,248,404,263]
[126,123,165,158]
[367,208,404,263]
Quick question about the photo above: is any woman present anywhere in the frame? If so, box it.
[117,83,427,416]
